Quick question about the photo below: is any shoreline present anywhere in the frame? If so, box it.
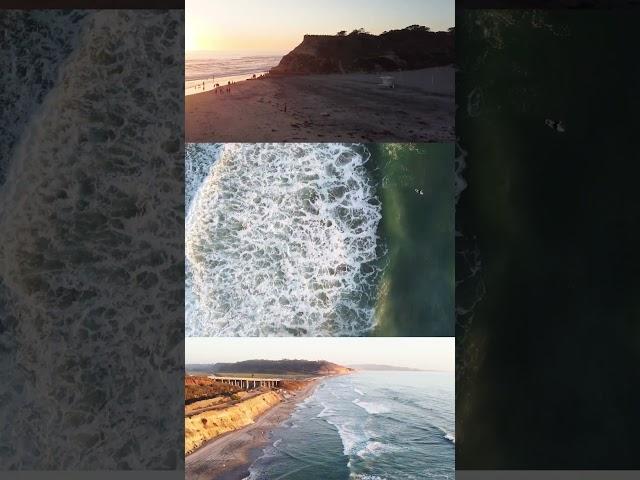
[185,378,322,480]
[185,66,454,143]
[185,71,272,97]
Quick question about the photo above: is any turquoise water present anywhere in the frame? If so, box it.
[246,371,454,480]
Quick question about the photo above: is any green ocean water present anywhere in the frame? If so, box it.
[368,144,454,336]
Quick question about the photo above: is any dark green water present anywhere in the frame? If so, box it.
[367,144,455,337]
[456,11,640,468]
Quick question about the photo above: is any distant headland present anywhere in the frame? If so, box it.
[186,359,353,376]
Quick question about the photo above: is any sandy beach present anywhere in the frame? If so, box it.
[185,66,454,143]
[185,380,320,480]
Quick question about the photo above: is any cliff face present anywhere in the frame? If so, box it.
[270,28,454,75]
[184,391,283,455]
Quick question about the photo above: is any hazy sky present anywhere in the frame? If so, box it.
[186,0,454,53]
[186,337,454,371]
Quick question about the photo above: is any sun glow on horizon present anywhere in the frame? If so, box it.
[186,0,454,53]
[186,14,221,52]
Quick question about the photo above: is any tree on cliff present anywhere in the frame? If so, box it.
[404,24,431,32]
[336,30,347,36]
[349,28,369,35]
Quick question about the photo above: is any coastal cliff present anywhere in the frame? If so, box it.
[270,26,454,75]
[184,391,283,455]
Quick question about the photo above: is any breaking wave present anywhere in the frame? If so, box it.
[185,143,383,336]
[352,399,390,415]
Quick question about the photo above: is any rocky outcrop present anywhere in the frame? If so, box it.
[270,26,454,75]
[184,391,283,455]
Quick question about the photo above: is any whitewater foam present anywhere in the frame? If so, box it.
[356,441,397,459]
[438,427,455,444]
[0,11,184,468]
[353,399,390,415]
[185,143,222,214]
[185,143,383,336]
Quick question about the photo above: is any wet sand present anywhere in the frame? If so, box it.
[185,380,320,480]
[185,66,454,143]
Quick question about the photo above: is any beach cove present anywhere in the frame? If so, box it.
[185,66,454,143]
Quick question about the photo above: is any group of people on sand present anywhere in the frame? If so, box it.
[192,77,235,94]
[214,80,233,95]
[192,72,268,95]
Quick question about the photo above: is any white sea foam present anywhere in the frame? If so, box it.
[320,409,370,458]
[354,388,365,396]
[317,403,336,418]
[0,11,184,468]
[356,441,397,459]
[185,143,222,214]
[436,426,455,444]
[332,421,364,456]
[353,399,390,415]
[185,143,383,336]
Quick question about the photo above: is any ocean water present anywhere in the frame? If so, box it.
[456,11,640,468]
[0,10,184,468]
[185,143,453,336]
[245,371,454,480]
[185,52,282,95]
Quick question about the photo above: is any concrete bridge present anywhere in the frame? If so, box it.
[209,376,283,389]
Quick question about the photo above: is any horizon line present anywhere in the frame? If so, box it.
[184,359,453,373]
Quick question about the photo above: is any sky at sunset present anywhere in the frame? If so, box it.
[186,337,455,372]
[186,0,454,53]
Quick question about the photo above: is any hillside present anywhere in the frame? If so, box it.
[187,359,352,376]
[184,375,240,404]
[270,26,454,75]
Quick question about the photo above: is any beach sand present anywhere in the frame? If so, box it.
[185,380,319,480]
[185,66,454,143]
